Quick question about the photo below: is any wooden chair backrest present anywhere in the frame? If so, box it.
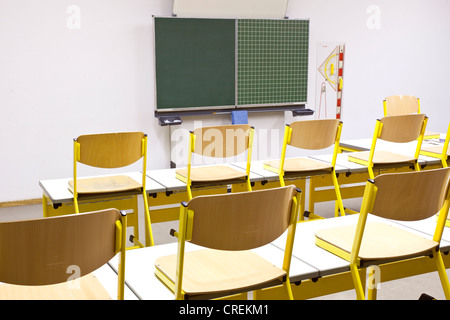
[370,168,450,221]
[76,132,145,168]
[0,209,121,286]
[384,95,419,116]
[192,124,252,158]
[378,114,426,143]
[288,119,340,150]
[187,185,297,250]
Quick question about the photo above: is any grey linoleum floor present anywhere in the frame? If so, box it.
[1,196,449,300]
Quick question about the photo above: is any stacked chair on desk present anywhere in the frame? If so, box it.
[175,124,254,200]
[347,114,428,179]
[383,94,439,139]
[420,121,450,168]
[70,132,154,247]
[315,167,450,300]
[263,119,346,219]
[420,121,450,227]
[383,95,421,116]
[155,186,301,300]
[0,208,127,300]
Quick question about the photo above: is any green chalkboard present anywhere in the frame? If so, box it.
[154,17,236,110]
[154,17,309,113]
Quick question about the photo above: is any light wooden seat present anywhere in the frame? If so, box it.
[316,222,438,265]
[348,114,427,179]
[155,250,286,296]
[69,175,142,194]
[383,95,439,139]
[348,150,416,166]
[175,124,254,200]
[0,208,127,300]
[155,186,301,300]
[263,119,345,218]
[315,167,450,300]
[0,274,110,300]
[70,132,154,247]
[176,165,247,186]
[264,157,333,174]
[420,121,450,168]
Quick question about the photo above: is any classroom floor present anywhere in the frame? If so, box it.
[1,198,449,300]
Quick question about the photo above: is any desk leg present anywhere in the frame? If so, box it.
[42,195,49,218]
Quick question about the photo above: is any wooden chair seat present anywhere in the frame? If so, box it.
[155,249,286,299]
[315,222,438,267]
[264,157,332,174]
[421,144,450,157]
[0,273,111,300]
[348,150,416,166]
[176,165,247,185]
[424,131,440,139]
[68,175,142,194]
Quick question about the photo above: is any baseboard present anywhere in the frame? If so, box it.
[0,198,42,208]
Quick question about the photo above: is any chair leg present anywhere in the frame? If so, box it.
[283,277,294,300]
[366,266,379,300]
[42,195,49,218]
[246,178,252,192]
[143,191,154,246]
[434,251,450,299]
[74,197,80,214]
[350,263,365,300]
[368,167,375,180]
[331,171,345,217]
[187,184,193,200]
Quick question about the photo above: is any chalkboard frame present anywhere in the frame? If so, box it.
[153,16,310,118]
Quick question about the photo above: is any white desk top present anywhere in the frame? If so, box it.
[309,153,368,173]
[232,160,279,182]
[39,172,166,204]
[393,216,450,252]
[232,157,350,181]
[93,263,139,300]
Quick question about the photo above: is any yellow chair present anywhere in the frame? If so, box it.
[70,132,153,247]
[315,167,450,300]
[347,114,427,179]
[263,119,345,218]
[154,186,301,300]
[0,208,127,300]
[383,95,439,139]
[420,121,450,168]
[175,124,254,200]
[383,95,421,116]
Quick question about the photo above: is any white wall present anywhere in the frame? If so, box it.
[1,0,449,202]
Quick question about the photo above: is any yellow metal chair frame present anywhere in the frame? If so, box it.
[176,124,254,200]
[315,168,450,300]
[420,121,450,168]
[264,119,345,218]
[348,114,427,179]
[155,186,301,300]
[0,208,127,300]
[72,132,153,247]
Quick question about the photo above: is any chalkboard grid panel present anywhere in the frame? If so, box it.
[237,19,309,106]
